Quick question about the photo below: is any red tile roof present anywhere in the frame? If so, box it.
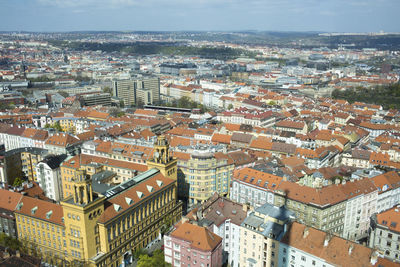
[170,222,222,252]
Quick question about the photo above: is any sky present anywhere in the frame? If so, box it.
[0,0,399,33]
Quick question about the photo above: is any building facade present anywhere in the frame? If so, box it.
[240,203,295,267]
[164,221,223,267]
[36,154,67,202]
[369,207,400,262]
[177,149,234,206]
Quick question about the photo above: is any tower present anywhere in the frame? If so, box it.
[72,168,94,205]
[147,135,177,181]
[60,168,105,264]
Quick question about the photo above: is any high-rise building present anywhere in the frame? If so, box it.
[112,76,160,107]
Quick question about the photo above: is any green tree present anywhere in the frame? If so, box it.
[13,177,23,187]
[119,100,125,108]
[0,233,22,250]
[53,121,63,132]
[137,250,170,267]
[103,86,112,95]
[227,104,233,110]
[177,96,191,108]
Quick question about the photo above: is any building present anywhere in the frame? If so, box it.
[36,154,67,202]
[185,193,248,267]
[15,195,66,265]
[112,76,160,106]
[0,189,23,238]
[371,171,400,213]
[0,246,41,266]
[44,133,81,155]
[80,93,111,107]
[164,221,223,267]
[240,203,295,267]
[369,206,400,262]
[60,167,182,266]
[176,148,234,206]
[112,80,135,106]
[279,221,389,267]
[21,147,49,182]
[342,178,378,241]
[230,167,282,208]
[274,181,348,236]
[0,148,24,185]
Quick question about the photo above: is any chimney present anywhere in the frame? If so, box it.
[243,204,248,212]
[348,244,353,255]
[303,227,309,238]
[324,234,331,247]
[370,251,378,265]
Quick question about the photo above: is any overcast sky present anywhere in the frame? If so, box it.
[1,0,399,32]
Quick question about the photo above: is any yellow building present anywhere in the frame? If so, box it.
[59,167,181,266]
[240,203,295,267]
[15,196,66,265]
[54,118,77,134]
[17,134,182,266]
[177,149,234,206]
[21,147,48,182]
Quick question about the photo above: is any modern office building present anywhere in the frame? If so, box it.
[79,93,111,107]
[112,76,160,106]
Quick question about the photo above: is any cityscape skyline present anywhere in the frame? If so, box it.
[1,0,400,32]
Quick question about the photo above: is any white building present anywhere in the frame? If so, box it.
[369,207,400,262]
[371,171,400,213]
[279,222,382,267]
[36,154,67,201]
[342,178,378,240]
[230,168,279,208]
[186,194,248,267]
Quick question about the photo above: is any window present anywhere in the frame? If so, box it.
[301,256,306,261]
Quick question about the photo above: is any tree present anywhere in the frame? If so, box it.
[53,121,63,132]
[119,100,125,108]
[137,250,170,267]
[13,177,23,187]
[227,104,233,110]
[103,86,112,95]
[0,233,22,251]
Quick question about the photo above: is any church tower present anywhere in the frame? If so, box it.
[147,135,177,181]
